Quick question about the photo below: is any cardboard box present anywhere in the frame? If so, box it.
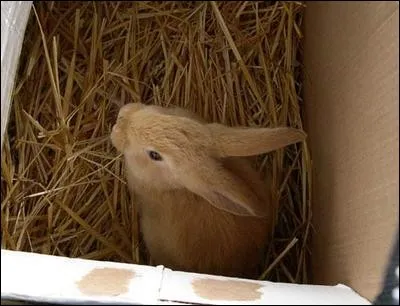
[1,1,398,304]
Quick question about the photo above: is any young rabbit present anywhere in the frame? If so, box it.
[110,102,306,279]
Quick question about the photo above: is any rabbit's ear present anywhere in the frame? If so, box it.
[209,124,306,157]
[178,160,268,217]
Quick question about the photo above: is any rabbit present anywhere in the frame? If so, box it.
[110,102,306,279]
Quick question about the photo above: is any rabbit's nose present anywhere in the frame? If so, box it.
[110,125,117,138]
[110,124,125,152]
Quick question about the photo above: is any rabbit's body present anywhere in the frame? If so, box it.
[126,156,272,278]
[111,102,306,279]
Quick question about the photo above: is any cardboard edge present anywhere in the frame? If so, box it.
[1,250,371,305]
[0,1,33,150]
[1,249,164,305]
[159,268,371,305]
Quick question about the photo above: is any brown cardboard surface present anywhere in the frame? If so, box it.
[303,1,399,301]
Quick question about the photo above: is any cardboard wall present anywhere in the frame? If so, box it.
[303,1,399,301]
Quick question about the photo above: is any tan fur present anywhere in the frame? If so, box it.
[110,102,306,279]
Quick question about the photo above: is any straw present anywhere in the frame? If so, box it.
[1,1,310,283]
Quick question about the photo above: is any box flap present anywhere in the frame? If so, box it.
[1,250,370,305]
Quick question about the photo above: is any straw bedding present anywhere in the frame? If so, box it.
[1,1,311,283]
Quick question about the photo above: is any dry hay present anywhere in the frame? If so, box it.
[1,1,311,283]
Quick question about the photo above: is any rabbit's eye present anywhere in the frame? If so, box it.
[147,150,163,161]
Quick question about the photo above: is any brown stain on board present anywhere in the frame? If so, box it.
[191,278,263,301]
[77,267,135,296]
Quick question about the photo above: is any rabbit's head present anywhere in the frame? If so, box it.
[111,103,306,218]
